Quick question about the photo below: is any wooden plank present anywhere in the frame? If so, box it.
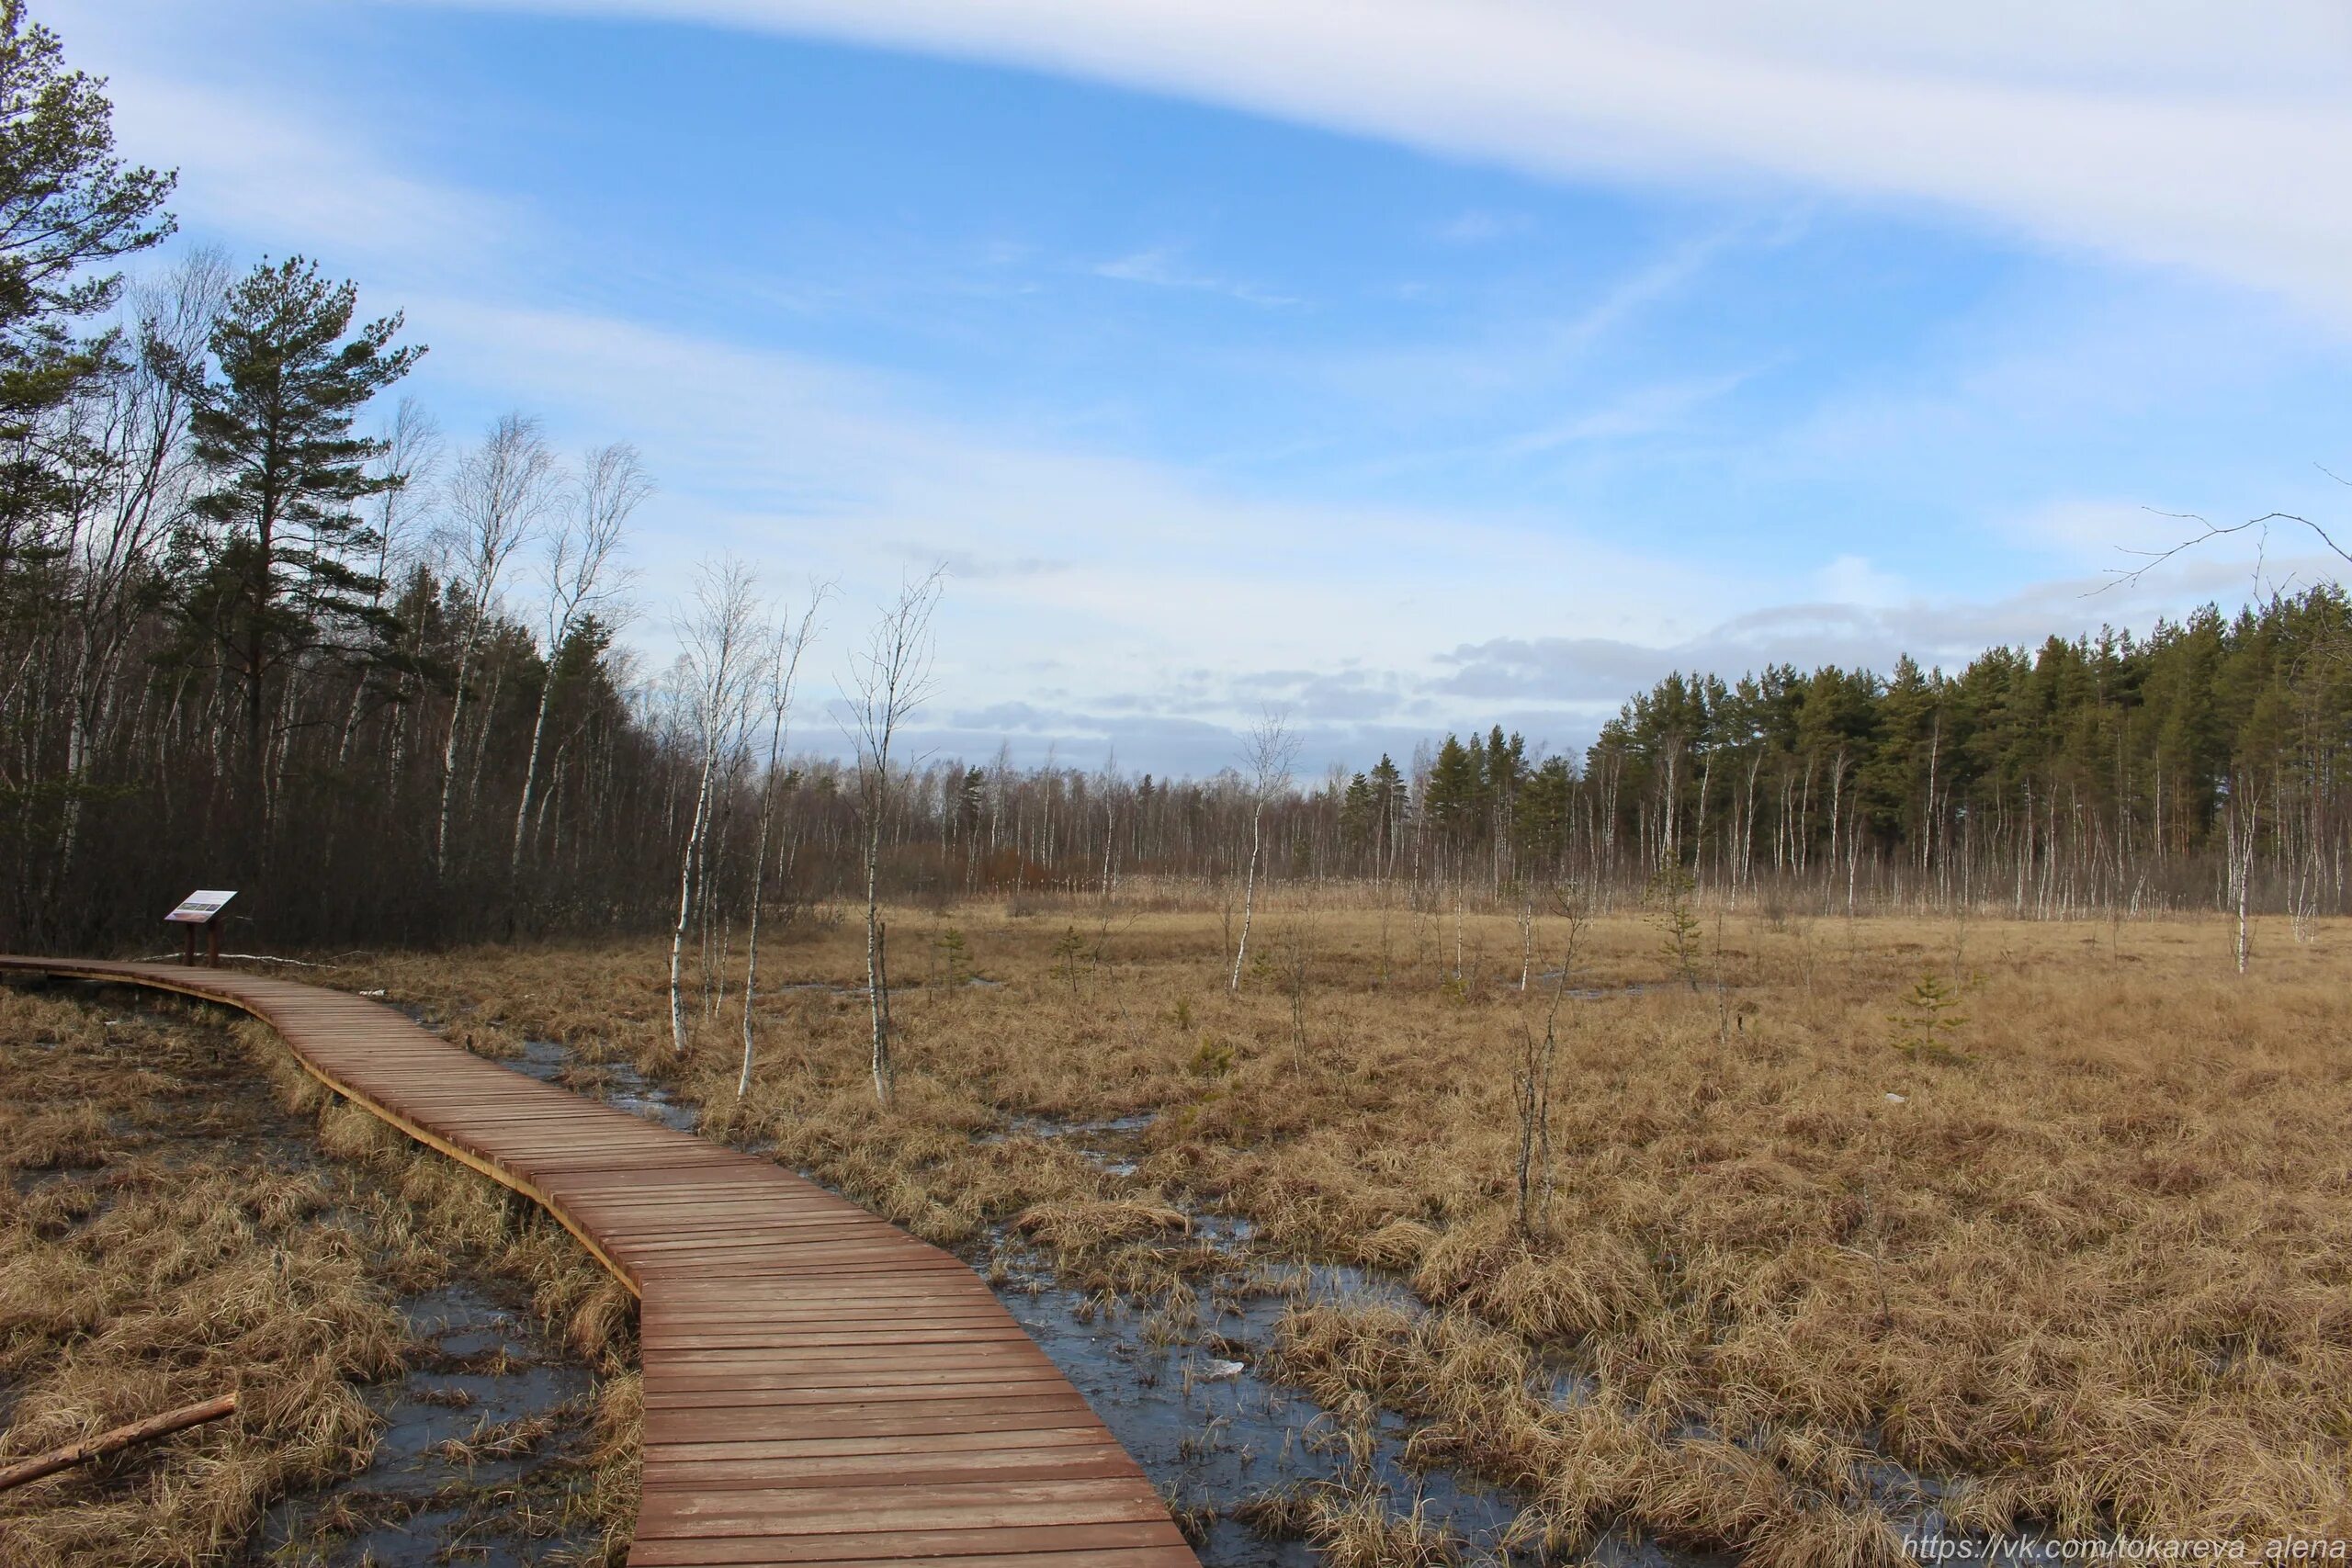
[640,1405,1118,1445]
[636,1477,1176,1530]
[641,1316,1023,1336]
[640,1453,1147,1494]
[641,1353,1057,1382]
[639,1438,1124,1476]
[625,1523,1191,1566]
[0,956,1189,1568]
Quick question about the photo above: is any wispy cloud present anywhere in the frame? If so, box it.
[124,75,511,271]
[40,0,514,280]
[393,295,1759,717]
[1499,369,1751,453]
[402,0,2352,325]
[1092,248,1298,307]
[1270,225,1742,423]
[1434,209,1532,244]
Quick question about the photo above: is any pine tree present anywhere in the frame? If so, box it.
[179,256,422,860]
[0,1,173,583]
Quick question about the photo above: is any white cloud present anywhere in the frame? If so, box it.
[1438,539,2350,711]
[405,0,2352,324]
[1815,553,1906,608]
[137,78,508,267]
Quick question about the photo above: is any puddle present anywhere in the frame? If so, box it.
[984,1110,1159,1175]
[1000,1262,1524,1564]
[504,1037,571,1082]
[1531,973,1654,999]
[510,1038,700,1134]
[1008,1111,1161,1139]
[24,981,610,1568]
[256,1282,602,1565]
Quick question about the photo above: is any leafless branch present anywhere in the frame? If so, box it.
[2098,507,2350,596]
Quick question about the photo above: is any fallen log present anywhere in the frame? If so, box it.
[0,1392,238,1492]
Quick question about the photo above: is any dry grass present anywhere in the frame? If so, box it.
[0,987,398,1565]
[346,899,2352,1554]
[0,980,639,1567]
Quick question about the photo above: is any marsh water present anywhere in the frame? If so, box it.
[19,984,613,1568]
[355,998,1989,1567]
[487,1026,1724,1566]
[251,1282,604,1567]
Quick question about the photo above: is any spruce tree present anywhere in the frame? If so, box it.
[1424,735,1479,832]
[1340,771,1374,854]
[1367,752,1405,858]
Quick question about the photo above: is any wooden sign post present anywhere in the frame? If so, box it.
[164,890,236,967]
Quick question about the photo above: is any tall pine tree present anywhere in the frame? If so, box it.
[180,256,422,863]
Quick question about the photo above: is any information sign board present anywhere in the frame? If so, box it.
[164,890,236,925]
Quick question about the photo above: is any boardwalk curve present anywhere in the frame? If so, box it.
[0,957,1195,1568]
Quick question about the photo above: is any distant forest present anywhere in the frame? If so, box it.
[0,4,2345,953]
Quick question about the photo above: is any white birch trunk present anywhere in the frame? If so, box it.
[1228,801,1262,993]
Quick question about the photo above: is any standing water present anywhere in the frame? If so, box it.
[488,1034,1724,1565]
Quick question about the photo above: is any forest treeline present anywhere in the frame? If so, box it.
[0,2,2344,954]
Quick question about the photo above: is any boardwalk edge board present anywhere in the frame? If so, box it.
[0,957,1195,1568]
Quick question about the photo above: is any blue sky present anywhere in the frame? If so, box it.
[53,0,2352,773]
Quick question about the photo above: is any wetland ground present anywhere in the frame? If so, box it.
[0,978,638,1568]
[340,897,2352,1564]
[7,896,2348,1565]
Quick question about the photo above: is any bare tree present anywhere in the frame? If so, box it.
[336,396,440,772]
[1517,886,1586,1239]
[740,581,827,1097]
[2227,774,2259,976]
[435,413,558,875]
[844,567,944,1105]
[513,442,643,881]
[53,249,230,886]
[669,558,763,1058]
[1227,705,1297,994]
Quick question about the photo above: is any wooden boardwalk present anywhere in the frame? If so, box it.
[0,958,1194,1568]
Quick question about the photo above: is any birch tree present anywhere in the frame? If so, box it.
[54,249,226,886]
[1228,706,1297,994]
[435,412,556,875]
[845,567,944,1106]
[740,582,826,1097]
[668,557,761,1057]
[336,395,438,772]
[513,442,642,880]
